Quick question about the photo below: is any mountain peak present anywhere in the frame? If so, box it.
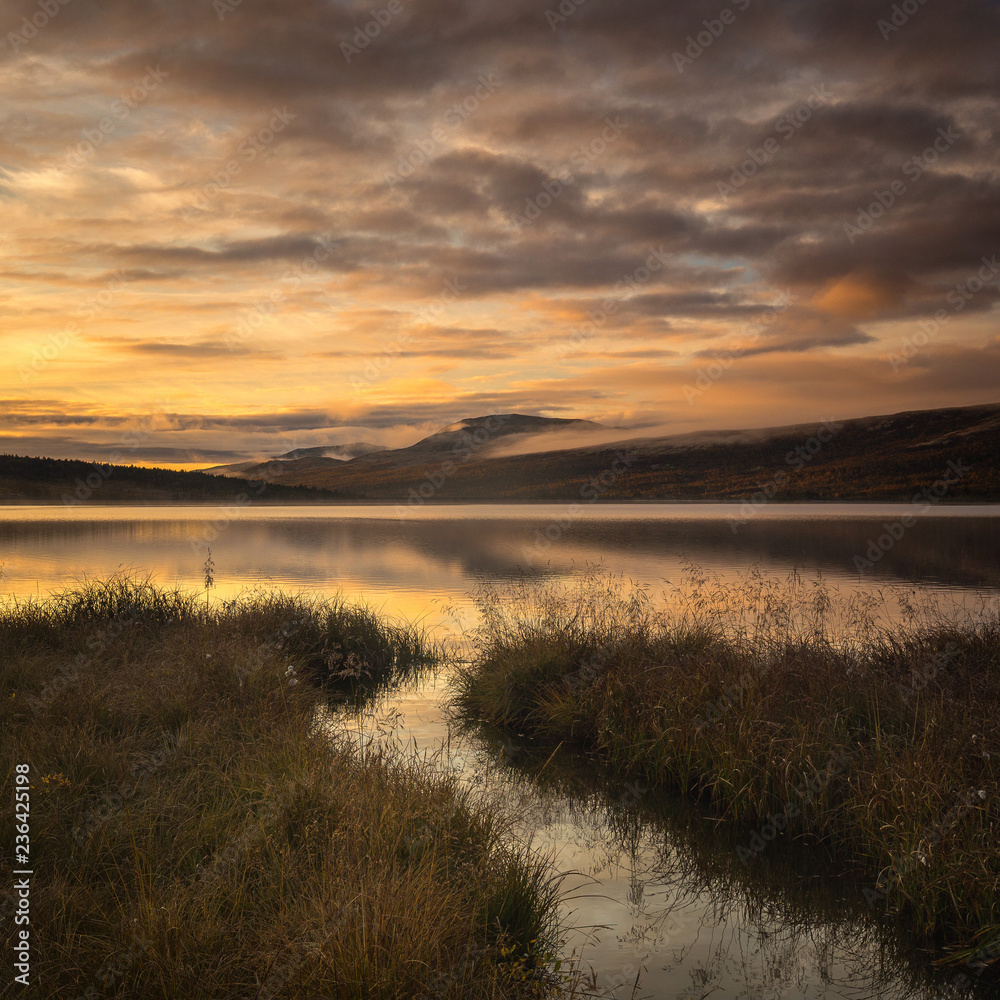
[398,414,607,455]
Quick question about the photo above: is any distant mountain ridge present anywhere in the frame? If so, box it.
[206,441,386,477]
[210,415,610,481]
[401,415,607,455]
[204,404,1000,502]
[4,404,999,504]
[278,443,387,461]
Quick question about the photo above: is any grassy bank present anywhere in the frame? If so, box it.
[1,578,574,999]
[465,725,988,998]
[453,570,1000,962]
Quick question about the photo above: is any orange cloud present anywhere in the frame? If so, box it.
[812,274,907,320]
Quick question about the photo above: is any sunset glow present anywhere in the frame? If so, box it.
[3,0,998,467]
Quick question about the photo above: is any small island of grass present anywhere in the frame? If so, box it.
[454,570,1000,968]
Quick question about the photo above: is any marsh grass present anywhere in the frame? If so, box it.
[465,725,990,998]
[453,566,1000,959]
[1,576,577,999]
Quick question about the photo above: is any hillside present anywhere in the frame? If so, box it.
[205,441,387,477]
[226,415,610,482]
[5,404,999,505]
[0,454,343,505]
[210,404,1000,502]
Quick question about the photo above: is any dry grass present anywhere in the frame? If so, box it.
[1,576,577,1000]
[453,566,1000,961]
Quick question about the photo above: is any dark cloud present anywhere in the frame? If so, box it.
[3,0,998,462]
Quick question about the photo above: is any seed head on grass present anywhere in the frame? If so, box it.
[203,548,215,608]
[0,576,576,999]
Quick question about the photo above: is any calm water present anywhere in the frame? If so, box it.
[345,671,1000,1000]
[4,503,1000,998]
[2,503,999,628]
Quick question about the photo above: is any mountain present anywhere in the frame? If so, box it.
[5,404,999,505]
[276,443,387,461]
[382,415,608,461]
[214,415,610,483]
[205,442,386,477]
[207,404,1000,502]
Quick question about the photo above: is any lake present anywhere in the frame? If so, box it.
[4,502,1000,998]
[3,502,999,623]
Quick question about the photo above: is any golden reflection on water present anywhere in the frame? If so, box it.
[2,505,999,638]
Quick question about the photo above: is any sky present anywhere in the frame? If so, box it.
[1,0,999,468]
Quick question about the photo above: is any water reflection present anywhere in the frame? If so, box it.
[7,502,997,996]
[2,506,999,630]
[475,730,998,1000]
[346,671,1000,1000]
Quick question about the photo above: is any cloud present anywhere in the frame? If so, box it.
[2,0,998,464]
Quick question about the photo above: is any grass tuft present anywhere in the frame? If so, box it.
[453,566,1000,960]
[1,575,576,999]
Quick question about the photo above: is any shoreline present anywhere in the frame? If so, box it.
[2,580,575,998]
[3,498,1000,508]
